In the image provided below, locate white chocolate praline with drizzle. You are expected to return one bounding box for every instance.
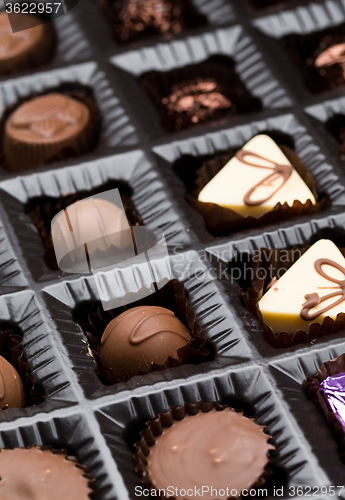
[259,239,345,334]
[197,134,316,217]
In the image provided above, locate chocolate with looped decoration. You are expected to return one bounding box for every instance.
[300,258,345,321]
[235,149,292,206]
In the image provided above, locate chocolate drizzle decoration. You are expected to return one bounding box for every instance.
[235,149,292,206]
[300,259,345,321]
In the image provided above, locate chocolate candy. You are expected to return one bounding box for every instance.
[112,0,187,42]
[99,305,192,378]
[51,196,132,273]
[258,239,345,334]
[145,408,274,498]
[198,135,315,218]
[3,93,92,172]
[0,447,92,499]
[319,372,345,432]
[0,356,25,410]
[0,12,55,76]
[161,78,233,130]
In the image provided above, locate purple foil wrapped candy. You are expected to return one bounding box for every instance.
[319,372,345,432]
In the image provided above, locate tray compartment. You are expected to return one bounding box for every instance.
[0,62,139,179]
[153,113,345,244]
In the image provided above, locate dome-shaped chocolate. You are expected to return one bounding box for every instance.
[0,448,92,499]
[3,93,92,171]
[0,356,25,410]
[99,306,192,378]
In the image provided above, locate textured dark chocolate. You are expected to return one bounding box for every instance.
[144,407,274,498]
[0,448,92,499]
[99,305,192,378]
[0,12,55,76]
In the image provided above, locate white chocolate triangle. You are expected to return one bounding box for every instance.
[198,134,316,217]
[259,239,345,334]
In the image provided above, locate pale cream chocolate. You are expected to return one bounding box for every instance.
[197,134,316,217]
[259,239,345,334]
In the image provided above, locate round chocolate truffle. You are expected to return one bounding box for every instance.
[0,447,92,499]
[0,356,25,410]
[145,408,274,499]
[162,78,233,130]
[3,93,91,171]
[0,12,55,76]
[99,305,192,378]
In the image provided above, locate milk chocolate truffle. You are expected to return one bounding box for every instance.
[0,12,55,76]
[162,77,233,131]
[145,408,274,499]
[99,306,192,378]
[0,448,92,499]
[3,93,92,171]
[0,356,25,409]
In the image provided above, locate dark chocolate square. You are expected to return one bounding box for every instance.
[25,180,141,271]
[99,0,207,43]
[140,58,262,132]
[281,24,345,93]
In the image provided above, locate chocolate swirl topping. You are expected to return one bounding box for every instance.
[300,259,345,321]
[235,149,292,206]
